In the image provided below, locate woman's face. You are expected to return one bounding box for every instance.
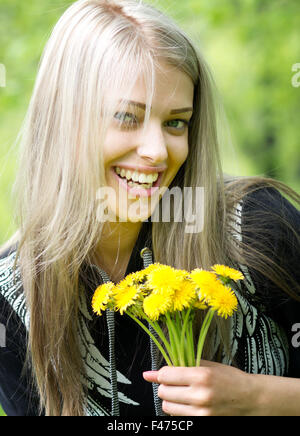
[101,62,194,223]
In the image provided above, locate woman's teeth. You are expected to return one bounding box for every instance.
[114,167,159,189]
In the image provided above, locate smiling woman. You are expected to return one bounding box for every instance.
[0,0,299,417]
[101,63,193,223]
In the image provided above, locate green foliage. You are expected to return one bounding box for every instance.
[0,0,299,244]
[0,404,6,416]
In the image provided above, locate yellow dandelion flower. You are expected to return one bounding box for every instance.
[190,269,220,304]
[211,264,244,282]
[92,282,115,316]
[147,264,181,293]
[209,285,238,319]
[171,280,197,312]
[143,290,173,321]
[174,268,190,280]
[193,301,208,310]
[133,270,148,282]
[113,283,142,315]
[190,269,219,287]
[118,271,144,287]
[136,263,163,288]
[142,263,163,275]
[113,285,141,315]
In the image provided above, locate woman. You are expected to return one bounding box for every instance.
[0,0,299,416]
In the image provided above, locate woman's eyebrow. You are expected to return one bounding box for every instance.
[170,107,193,114]
[118,100,193,114]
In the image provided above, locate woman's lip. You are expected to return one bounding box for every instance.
[112,164,167,174]
[111,167,164,198]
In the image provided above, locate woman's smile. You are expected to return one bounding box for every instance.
[110,165,166,197]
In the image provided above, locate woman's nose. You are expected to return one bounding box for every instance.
[136,122,168,164]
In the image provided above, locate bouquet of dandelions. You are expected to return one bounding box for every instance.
[92,263,243,367]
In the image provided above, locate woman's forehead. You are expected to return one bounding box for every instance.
[114,65,194,113]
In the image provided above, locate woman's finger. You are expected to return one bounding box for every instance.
[143,366,212,386]
[157,383,211,407]
[162,400,211,416]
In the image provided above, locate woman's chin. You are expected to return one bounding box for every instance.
[115,201,153,223]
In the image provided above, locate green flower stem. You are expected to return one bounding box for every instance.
[195,309,215,366]
[180,309,191,348]
[187,318,196,366]
[180,308,193,366]
[165,316,179,366]
[175,311,182,332]
[165,312,183,366]
[175,312,183,364]
[145,318,175,364]
[127,313,173,366]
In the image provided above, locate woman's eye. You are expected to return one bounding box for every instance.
[114,112,138,127]
[165,119,189,130]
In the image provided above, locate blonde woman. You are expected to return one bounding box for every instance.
[0,0,299,416]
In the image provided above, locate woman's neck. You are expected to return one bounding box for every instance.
[94,221,143,283]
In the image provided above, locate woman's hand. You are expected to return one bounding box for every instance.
[143,360,261,416]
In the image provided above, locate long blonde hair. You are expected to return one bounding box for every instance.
[1,0,299,415]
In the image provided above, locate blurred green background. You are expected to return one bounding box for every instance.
[0,0,299,418]
[0,0,300,246]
